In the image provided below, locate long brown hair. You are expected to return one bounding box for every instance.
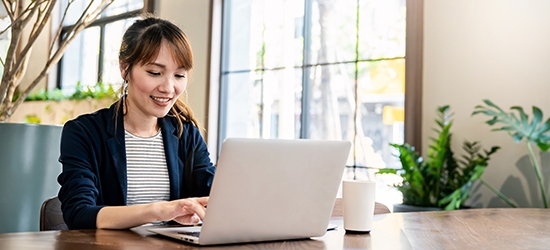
[115,15,199,137]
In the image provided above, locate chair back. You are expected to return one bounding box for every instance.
[40,196,68,231]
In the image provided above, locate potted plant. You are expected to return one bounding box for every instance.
[0,1,113,233]
[473,99,550,208]
[377,105,512,211]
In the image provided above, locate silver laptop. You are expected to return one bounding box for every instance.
[148,138,351,245]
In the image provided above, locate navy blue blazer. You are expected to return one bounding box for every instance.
[57,103,216,229]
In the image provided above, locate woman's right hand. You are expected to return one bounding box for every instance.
[97,197,209,229]
[154,197,209,225]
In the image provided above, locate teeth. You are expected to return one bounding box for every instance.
[151,96,170,103]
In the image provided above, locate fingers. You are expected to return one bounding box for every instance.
[173,214,200,225]
[170,198,206,225]
[155,197,208,223]
[195,197,209,206]
[186,199,206,219]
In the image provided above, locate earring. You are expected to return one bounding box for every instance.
[123,80,128,96]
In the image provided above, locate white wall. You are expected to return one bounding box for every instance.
[424,0,550,208]
[156,0,212,139]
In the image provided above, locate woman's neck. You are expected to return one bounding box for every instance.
[123,113,159,137]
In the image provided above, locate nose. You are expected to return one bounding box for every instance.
[157,76,174,94]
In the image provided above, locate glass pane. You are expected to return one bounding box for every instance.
[222,0,305,72]
[61,0,102,25]
[102,18,138,86]
[61,27,100,93]
[263,0,304,70]
[358,0,406,60]
[103,0,143,17]
[262,68,303,139]
[222,0,260,72]
[61,0,142,25]
[356,59,405,169]
[305,63,355,165]
[308,0,357,65]
[221,71,260,139]
[221,68,302,140]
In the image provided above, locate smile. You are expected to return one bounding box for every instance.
[150,96,171,103]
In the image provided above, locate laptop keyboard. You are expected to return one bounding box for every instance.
[177,231,201,237]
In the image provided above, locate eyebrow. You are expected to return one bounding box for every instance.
[145,62,186,70]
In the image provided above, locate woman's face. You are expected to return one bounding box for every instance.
[124,42,188,120]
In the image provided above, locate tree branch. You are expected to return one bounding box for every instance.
[6,0,114,117]
[0,0,41,37]
[49,0,74,56]
[0,0,41,103]
[29,0,50,37]
[1,0,15,21]
[58,0,114,48]
[16,0,40,31]
[0,21,23,109]
[1,0,114,121]
[59,0,94,45]
[6,60,50,118]
[10,0,55,84]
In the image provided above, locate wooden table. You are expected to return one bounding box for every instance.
[1,208,550,249]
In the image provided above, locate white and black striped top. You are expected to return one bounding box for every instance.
[125,130,170,205]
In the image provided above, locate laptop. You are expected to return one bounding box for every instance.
[148,138,351,245]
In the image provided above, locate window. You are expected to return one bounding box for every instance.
[57,0,147,93]
[219,0,406,170]
[218,0,410,206]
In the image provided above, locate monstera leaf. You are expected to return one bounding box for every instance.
[473,99,550,208]
[473,99,550,150]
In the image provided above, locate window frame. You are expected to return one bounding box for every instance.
[56,0,156,89]
[404,0,423,152]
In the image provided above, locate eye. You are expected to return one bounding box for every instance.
[147,71,160,76]
[175,74,186,79]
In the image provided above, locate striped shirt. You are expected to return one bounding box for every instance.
[125,129,170,205]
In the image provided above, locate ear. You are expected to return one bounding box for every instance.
[119,61,129,80]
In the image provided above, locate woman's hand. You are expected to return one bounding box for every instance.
[155,197,209,225]
[97,197,209,229]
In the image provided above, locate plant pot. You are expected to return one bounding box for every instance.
[393,203,443,213]
[0,123,62,233]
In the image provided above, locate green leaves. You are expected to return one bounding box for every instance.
[473,99,550,208]
[387,143,430,206]
[378,105,500,209]
[473,99,550,151]
[70,82,118,101]
[24,82,118,102]
[439,142,500,210]
[24,88,67,101]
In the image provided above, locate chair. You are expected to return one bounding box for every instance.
[40,196,68,231]
[331,197,391,217]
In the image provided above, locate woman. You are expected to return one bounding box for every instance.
[57,15,215,229]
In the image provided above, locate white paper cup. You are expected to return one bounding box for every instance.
[342,180,376,233]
